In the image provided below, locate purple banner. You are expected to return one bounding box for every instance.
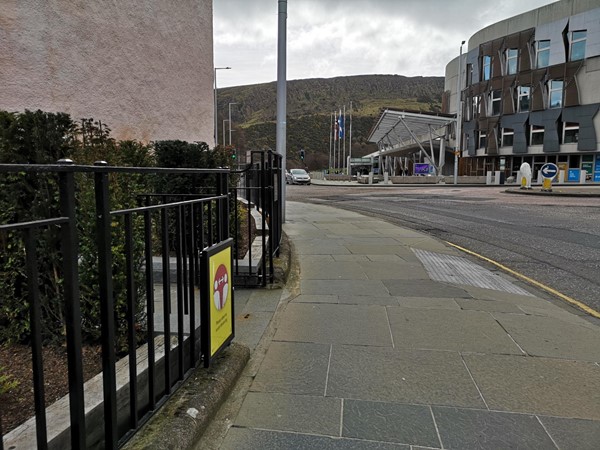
[414,163,430,175]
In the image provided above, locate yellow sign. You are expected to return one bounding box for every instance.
[208,245,233,357]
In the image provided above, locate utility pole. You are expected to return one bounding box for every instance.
[277,0,287,221]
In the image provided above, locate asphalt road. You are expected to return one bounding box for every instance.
[285,185,600,313]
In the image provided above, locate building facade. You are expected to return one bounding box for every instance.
[0,0,214,144]
[444,0,600,181]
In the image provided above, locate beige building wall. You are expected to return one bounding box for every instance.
[0,0,214,144]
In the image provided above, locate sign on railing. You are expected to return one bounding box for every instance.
[201,238,235,367]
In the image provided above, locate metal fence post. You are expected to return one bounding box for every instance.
[57,159,87,449]
[94,161,118,449]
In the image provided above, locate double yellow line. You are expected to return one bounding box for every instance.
[446,241,600,319]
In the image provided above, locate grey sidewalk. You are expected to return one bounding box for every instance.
[215,201,600,449]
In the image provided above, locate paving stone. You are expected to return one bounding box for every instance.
[345,244,410,255]
[539,416,600,450]
[273,303,392,346]
[327,345,485,408]
[300,260,368,280]
[455,298,523,313]
[332,254,371,262]
[359,261,430,280]
[242,288,281,312]
[292,294,339,304]
[342,400,440,447]
[463,353,600,419]
[432,406,555,449]
[251,341,330,395]
[234,311,274,351]
[235,392,341,436]
[294,239,352,255]
[301,279,391,297]
[493,313,600,361]
[396,297,461,310]
[387,308,522,354]
[221,428,410,449]
[338,295,399,306]
[382,280,471,298]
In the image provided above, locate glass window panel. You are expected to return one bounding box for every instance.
[549,80,563,108]
[506,49,518,75]
[571,41,585,61]
[536,40,550,68]
[483,56,491,80]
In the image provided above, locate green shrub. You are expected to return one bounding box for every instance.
[0,364,19,395]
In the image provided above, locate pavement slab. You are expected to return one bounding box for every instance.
[432,406,556,449]
[301,279,391,297]
[463,353,600,419]
[382,279,471,298]
[455,298,524,313]
[299,260,368,280]
[359,261,430,280]
[342,400,440,448]
[396,297,461,310]
[387,308,523,354]
[273,303,393,347]
[493,312,600,361]
[234,392,342,436]
[327,345,486,408]
[539,416,600,450]
[220,428,410,450]
[251,341,330,395]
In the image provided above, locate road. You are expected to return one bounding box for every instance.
[285,184,600,313]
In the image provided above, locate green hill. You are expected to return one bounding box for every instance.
[216,74,444,168]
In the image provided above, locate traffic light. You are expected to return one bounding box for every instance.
[300,149,305,160]
[231,149,237,160]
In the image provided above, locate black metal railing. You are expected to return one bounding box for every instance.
[0,161,232,449]
[230,150,282,287]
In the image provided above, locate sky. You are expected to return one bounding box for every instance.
[213,0,558,88]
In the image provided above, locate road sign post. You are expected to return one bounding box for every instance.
[540,163,559,192]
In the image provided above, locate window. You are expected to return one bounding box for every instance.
[489,90,501,116]
[570,30,586,61]
[563,122,579,143]
[536,40,550,68]
[466,63,473,86]
[530,125,544,145]
[478,130,487,149]
[506,48,518,75]
[548,80,563,108]
[517,86,530,112]
[502,128,514,147]
[472,95,480,118]
[482,55,492,81]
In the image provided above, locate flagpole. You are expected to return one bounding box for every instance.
[342,105,347,174]
[328,112,333,173]
[333,110,337,171]
[349,101,353,176]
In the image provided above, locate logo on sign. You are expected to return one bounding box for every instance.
[213,264,229,310]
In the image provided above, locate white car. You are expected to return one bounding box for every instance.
[286,168,311,185]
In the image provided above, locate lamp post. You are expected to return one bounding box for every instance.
[454,41,465,185]
[223,119,229,148]
[228,102,238,146]
[214,66,231,147]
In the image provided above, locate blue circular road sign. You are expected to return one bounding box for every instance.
[540,163,559,179]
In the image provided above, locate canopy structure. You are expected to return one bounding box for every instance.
[367,109,456,175]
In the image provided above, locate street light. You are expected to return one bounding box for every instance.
[454,41,465,185]
[228,102,238,146]
[223,119,229,148]
[214,66,231,147]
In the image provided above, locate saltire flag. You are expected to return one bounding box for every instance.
[338,109,344,139]
[334,112,339,141]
